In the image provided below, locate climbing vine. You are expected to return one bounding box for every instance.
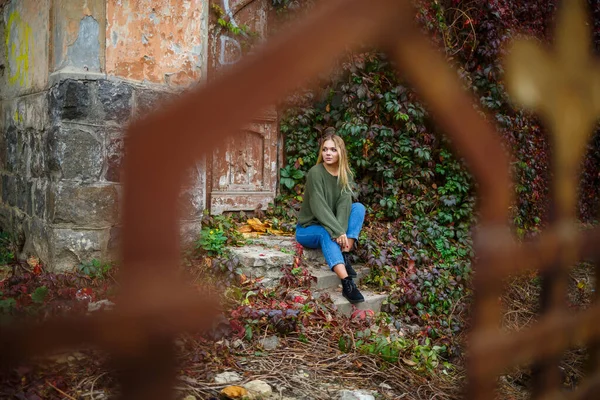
[277,0,600,351]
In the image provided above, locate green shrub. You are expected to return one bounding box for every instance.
[0,232,15,265]
[78,259,113,279]
[196,227,228,256]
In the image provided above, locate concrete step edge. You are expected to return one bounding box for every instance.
[308,264,370,290]
[315,287,388,317]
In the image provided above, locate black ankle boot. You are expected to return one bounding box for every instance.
[341,277,364,304]
[342,252,357,278]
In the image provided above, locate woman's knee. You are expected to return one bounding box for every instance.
[296,225,330,248]
[317,229,333,245]
[352,202,366,215]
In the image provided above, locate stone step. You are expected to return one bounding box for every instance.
[308,264,370,290]
[318,288,388,317]
[229,245,294,281]
[243,235,349,266]
[228,236,385,316]
[245,235,296,251]
[303,247,326,263]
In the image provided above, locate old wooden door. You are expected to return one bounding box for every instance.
[207,0,279,214]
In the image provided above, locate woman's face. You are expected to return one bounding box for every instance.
[321,139,339,167]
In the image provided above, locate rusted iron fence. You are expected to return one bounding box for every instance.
[1,0,600,398]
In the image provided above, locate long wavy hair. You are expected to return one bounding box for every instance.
[316,134,354,194]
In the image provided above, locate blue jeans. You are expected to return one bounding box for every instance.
[295,203,366,270]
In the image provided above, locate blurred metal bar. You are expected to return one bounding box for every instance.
[0,0,598,398]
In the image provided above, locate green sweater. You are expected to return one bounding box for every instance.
[298,163,352,238]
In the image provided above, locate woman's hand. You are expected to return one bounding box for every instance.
[335,234,349,250]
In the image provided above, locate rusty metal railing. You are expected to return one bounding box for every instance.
[1,0,599,398]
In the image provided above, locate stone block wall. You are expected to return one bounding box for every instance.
[0,74,205,270]
[0,74,207,271]
[0,0,211,271]
[0,0,287,271]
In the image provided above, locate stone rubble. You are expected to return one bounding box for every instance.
[87,299,115,312]
[258,335,280,351]
[243,379,273,399]
[339,389,377,400]
[214,371,243,385]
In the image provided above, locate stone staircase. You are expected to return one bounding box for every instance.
[229,236,387,316]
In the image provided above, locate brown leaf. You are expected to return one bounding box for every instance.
[402,358,417,366]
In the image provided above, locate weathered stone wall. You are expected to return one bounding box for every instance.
[0,0,209,271]
[0,0,51,260]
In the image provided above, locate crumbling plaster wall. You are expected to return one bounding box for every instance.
[0,0,210,271]
[106,0,206,86]
[52,0,106,73]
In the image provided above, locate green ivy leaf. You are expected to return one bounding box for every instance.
[31,286,48,304]
[0,298,16,313]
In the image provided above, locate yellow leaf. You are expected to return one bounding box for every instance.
[268,228,292,236]
[247,218,267,233]
[238,225,253,233]
[242,232,263,238]
[298,157,304,165]
[221,385,248,399]
[577,281,586,289]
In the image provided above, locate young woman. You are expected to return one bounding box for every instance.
[295,134,366,304]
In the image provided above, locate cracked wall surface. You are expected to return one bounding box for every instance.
[1,0,210,271]
[52,0,106,73]
[106,0,207,86]
[0,0,50,97]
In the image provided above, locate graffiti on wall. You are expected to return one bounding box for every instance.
[5,10,33,87]
[218,0,244,65]
[212,0,268,67]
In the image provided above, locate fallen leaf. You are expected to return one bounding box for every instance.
[247,218,268,233]
[27,256,40,268]
[238,225,253,233]
[221,385,248,399]
[267,228,286,236]
[402,358,417,366]
[242,232,263,238]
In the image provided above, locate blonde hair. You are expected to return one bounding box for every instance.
[316,134,354,194]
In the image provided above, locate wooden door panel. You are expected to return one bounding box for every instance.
[207,0,278,214]
[213,130,266,190]
[209,114,278,214]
